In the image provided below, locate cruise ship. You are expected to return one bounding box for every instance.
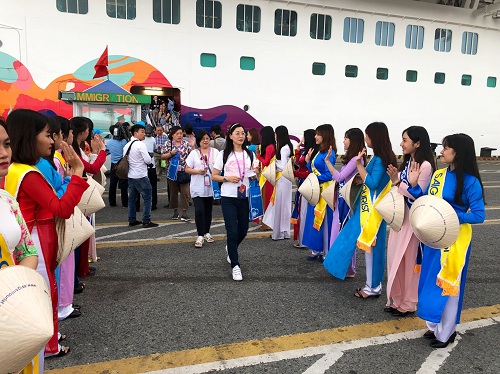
[1,0,500,154]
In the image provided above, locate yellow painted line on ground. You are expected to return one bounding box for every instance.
[46,304,499,374]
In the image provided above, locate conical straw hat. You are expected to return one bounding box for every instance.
[282,158,295,184]
[321,181,337,210]
[375,186,405,232]
[262,160,276,186]
[298,173,320,206]
[77,177,106,216]
[55,206,95,265]
[339,174,363,210]
[0,266,53,373]
[409,195,460,249]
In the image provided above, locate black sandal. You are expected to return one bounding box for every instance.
[354,287,380,299]
[47,346,70,358]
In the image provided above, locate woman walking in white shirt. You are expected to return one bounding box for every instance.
[185,130,219,248]
[212,124,259,281]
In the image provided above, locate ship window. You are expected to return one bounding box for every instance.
[461,74,472,86]
[196,0,222,29]
[56,0,88,14]
[406,70,418,82]
[236,5,261,33]
[434,72,446,84]
[310,14,332,40]
[240,56,255,70]
[434,28,452,52]
[312,63,326,75]
[375,21,395,47]
[107,0,135,20]
[487,76,497,88]
[377,68,389,80]
[405,25,424,49]
[274,9,297,37]
[461,32,478,55]
[200,53,216,68]
[343,17,364,43]
[153,0,180,24]
[345,65,358,78]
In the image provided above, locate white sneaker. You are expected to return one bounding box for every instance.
[195,236,204,248]
[232,265,243,281]
[225,245,231,264]
[204,233,215,243]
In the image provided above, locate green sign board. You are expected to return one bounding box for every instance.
[59,91,150,104]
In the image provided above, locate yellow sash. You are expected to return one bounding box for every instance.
[429,168,472,297]
[357,180,392,252]
[54,150,66,168]
[313,180,333,230]
[4,163,41,199]
[309,153,331,230]
[259,155,276,189]
[269,171,283,206]
[0,234,15,268]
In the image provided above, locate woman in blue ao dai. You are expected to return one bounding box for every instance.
[407,134,485,348]
[302,124,337,261]
[324,128,366,277]
[324,122,397,298]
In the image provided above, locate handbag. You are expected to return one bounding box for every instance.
[77,177,105,216]
[167,152,179,181]
[176,170,191,184]
[112,140,137,180]
[54,206,95,266]
[248,177,264,220]
[212,181,221,200]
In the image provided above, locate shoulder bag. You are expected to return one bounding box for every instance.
[112,140,137,180]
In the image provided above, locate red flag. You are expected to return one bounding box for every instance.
[93,46,108,79]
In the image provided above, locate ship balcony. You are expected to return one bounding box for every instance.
[412,0,496,10]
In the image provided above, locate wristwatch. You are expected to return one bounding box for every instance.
[223,176,227,182]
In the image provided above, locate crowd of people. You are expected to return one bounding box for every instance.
[0,107,487,370]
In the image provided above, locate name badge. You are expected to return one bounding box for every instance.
[237,184,246,199]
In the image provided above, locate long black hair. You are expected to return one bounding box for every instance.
[365,122,397,168]
[43,116,61,170]
[7,109,49,165]
[56,116,71,141]
[259,126,275,158]
[399,126,436,173]
[316,124,337,154]
[343,128,366,166]
[275,125,293,160]
[222,123,253,166]
[303,129,318,160]
[442,133,484,205]
[70,116,89,155]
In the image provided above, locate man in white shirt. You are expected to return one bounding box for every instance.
[124,122,159,228]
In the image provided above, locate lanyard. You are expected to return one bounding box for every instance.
[199,149,211,174]
[233,151,245,180]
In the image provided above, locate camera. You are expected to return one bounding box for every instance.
[111,124,131,141]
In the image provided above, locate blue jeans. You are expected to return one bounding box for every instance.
[128,177,152,223]
[221,197,249,268]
